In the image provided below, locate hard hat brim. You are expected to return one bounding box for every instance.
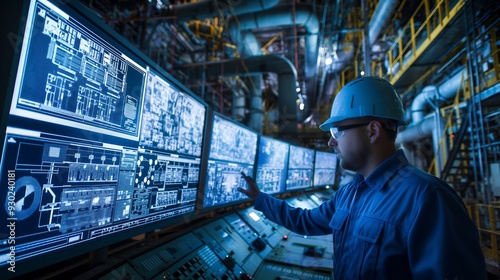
[319,116,341,131]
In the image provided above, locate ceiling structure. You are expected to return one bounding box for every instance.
[77,0,498,150]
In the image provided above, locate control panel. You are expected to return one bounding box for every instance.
[92,191,336,279]
[265,232,334,271]
[193,219,263,275]
[155,245,236,280]
[98,263,144,280]
[129,233,205,279]
[238,207,290,248]
[223,213,273,259]
[253,262,332,280]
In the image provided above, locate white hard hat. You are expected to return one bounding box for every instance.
[319,76,406,131]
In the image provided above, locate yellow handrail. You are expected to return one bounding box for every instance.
[386,0,465,83]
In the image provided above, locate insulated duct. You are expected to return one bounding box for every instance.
[331,0,399,72]
[166,0,279,132]
[228,6,319,79]
[164,0,280,23]
[410,69,466,123]
[396,113,446,175]
[217,31,265,131]
[228,5,319,122]
[397,69,465,174]
[368,0,400,46]
[325,0,399,107]
[238,32,264,133]
[180,55,298,134]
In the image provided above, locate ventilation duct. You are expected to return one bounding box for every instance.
[238,32,264,132]
[324,0,399,105]
[396,113,446,175]
[228,6,318,79]
[330,0,399,72]
[397,68,466,175]
[164,0,279,132]
[180,55,298,134]
[164,0,280,23]
[368,0,400,46]
[410,69,466,123]
[228,5,319,122]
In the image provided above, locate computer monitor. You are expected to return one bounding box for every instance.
[313,151,338,188]
[132,68,206,220]
[202,113,258,209]
[286,145,314,191]
[0,0,207,276]
[255,136,289,194]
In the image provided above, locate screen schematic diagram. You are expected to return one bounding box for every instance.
[0,130,133,264]
[139,69,205,157]
[133,68,206,220]
[255,136,289,194]
[203,161,254,208]
[208,115,257,165]
[203,115,257,208]
[313,151,338,187]
[130,149,199,220]
[0,129,201,265]
[12,0,146,139]
[0,0,208,273]
[286,145,314,190]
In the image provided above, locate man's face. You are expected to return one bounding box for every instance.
[328,119,372,172]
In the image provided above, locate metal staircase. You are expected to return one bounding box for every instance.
[440,99,475,197]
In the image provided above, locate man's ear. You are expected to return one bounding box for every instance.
[368,121,383,143]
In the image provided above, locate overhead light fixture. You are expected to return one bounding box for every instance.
[325,57,333,66]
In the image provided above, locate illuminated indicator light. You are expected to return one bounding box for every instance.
[249,212,260,221]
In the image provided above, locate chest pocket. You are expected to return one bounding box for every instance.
[353,216,384,279]
[354,216,384,243]
[329,210,349,258]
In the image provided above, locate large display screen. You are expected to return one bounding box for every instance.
[255,136,289,194]
[0,0,207,275]
[132,68,206,221]
[10,0,145,141]
[313,151,338,187]
[286,145,314,191]
[202,114,258,209]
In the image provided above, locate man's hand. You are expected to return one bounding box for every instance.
[238,172,261,200]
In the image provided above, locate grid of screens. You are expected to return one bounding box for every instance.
[313,151,338,187]
[255,136,290,194]
[0,0,206,271]
[202,114,258,208]
[0,0,342,274]
[286,145,315,191]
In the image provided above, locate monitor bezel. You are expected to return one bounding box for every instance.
[313,150,338,188]
[254,135,290,195]
[285,144,315,192]
[197,111,259,212]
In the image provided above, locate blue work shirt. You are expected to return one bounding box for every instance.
[254,150,487,279]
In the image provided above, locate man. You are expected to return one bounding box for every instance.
[238,76,487,279]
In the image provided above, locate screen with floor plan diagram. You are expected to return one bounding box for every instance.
[0,0,207,275]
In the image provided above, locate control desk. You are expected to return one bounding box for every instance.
[82,190,335,280]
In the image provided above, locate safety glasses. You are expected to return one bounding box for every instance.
[329,123,369,140]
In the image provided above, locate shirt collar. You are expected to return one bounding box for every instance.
[357,149,409,191]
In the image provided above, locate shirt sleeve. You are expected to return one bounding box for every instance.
[407,187,487,279]
[254,192,335,236]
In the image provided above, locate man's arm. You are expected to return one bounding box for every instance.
[407,188,487,279]
[239,172,334,236]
